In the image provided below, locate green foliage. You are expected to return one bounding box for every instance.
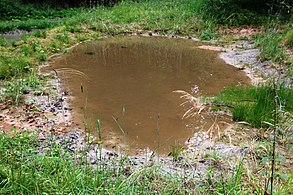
[0,72,41,104]
[54,33,71,44]
[0,20,63,32]
[199,30,220,40]
[213,83,293,127]
[64,25,83,33]
[0,0,26,20]
[276,171,293,194]
[199,0,260,26]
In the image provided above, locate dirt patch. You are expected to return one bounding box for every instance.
[219,26,262,39]
[197,45,224,51]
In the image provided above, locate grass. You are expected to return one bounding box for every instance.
[0,0,83,21]
[256,30,285,63]
[169,141,183,161]
[285,28,293,48]
[1,128,292,194]
[213,83,293,128]
[0,130,197,194]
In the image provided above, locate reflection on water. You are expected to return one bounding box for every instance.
[47,36,249,154]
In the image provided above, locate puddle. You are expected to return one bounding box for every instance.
[46,36,250,154]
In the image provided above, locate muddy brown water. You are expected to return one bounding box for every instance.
[47,36,250,154]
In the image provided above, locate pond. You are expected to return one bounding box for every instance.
[47,36,250,154]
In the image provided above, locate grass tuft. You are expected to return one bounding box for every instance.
[284,28,293,48]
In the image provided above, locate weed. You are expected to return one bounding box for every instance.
[49,41,61,53]
[169,141,183,162]
[156,114,160,160]
[0,1,292,193]
[20,45,32,56]
[0,130,199,194]
[199,30,220,40]
[75,34,90,42]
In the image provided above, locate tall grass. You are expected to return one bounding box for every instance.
[256,30,285,63]
[213,83,293,127]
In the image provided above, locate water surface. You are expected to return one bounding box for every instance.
[48,36,249,153]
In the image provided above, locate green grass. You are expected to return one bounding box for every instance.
[0,130,198,194]
[1,129,291,194]
[0,19,65,32]
[284,28,293,49]
[255,30,285,63]
[0,0,217,104]
[0,0,83,21]
[0,55,31,79]
[213,83,293,128]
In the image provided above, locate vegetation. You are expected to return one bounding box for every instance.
[213,83,293,127]
[0,0,84,21]
[0,0,292,194]
[200,0,291,25]
[0,131,191,194]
